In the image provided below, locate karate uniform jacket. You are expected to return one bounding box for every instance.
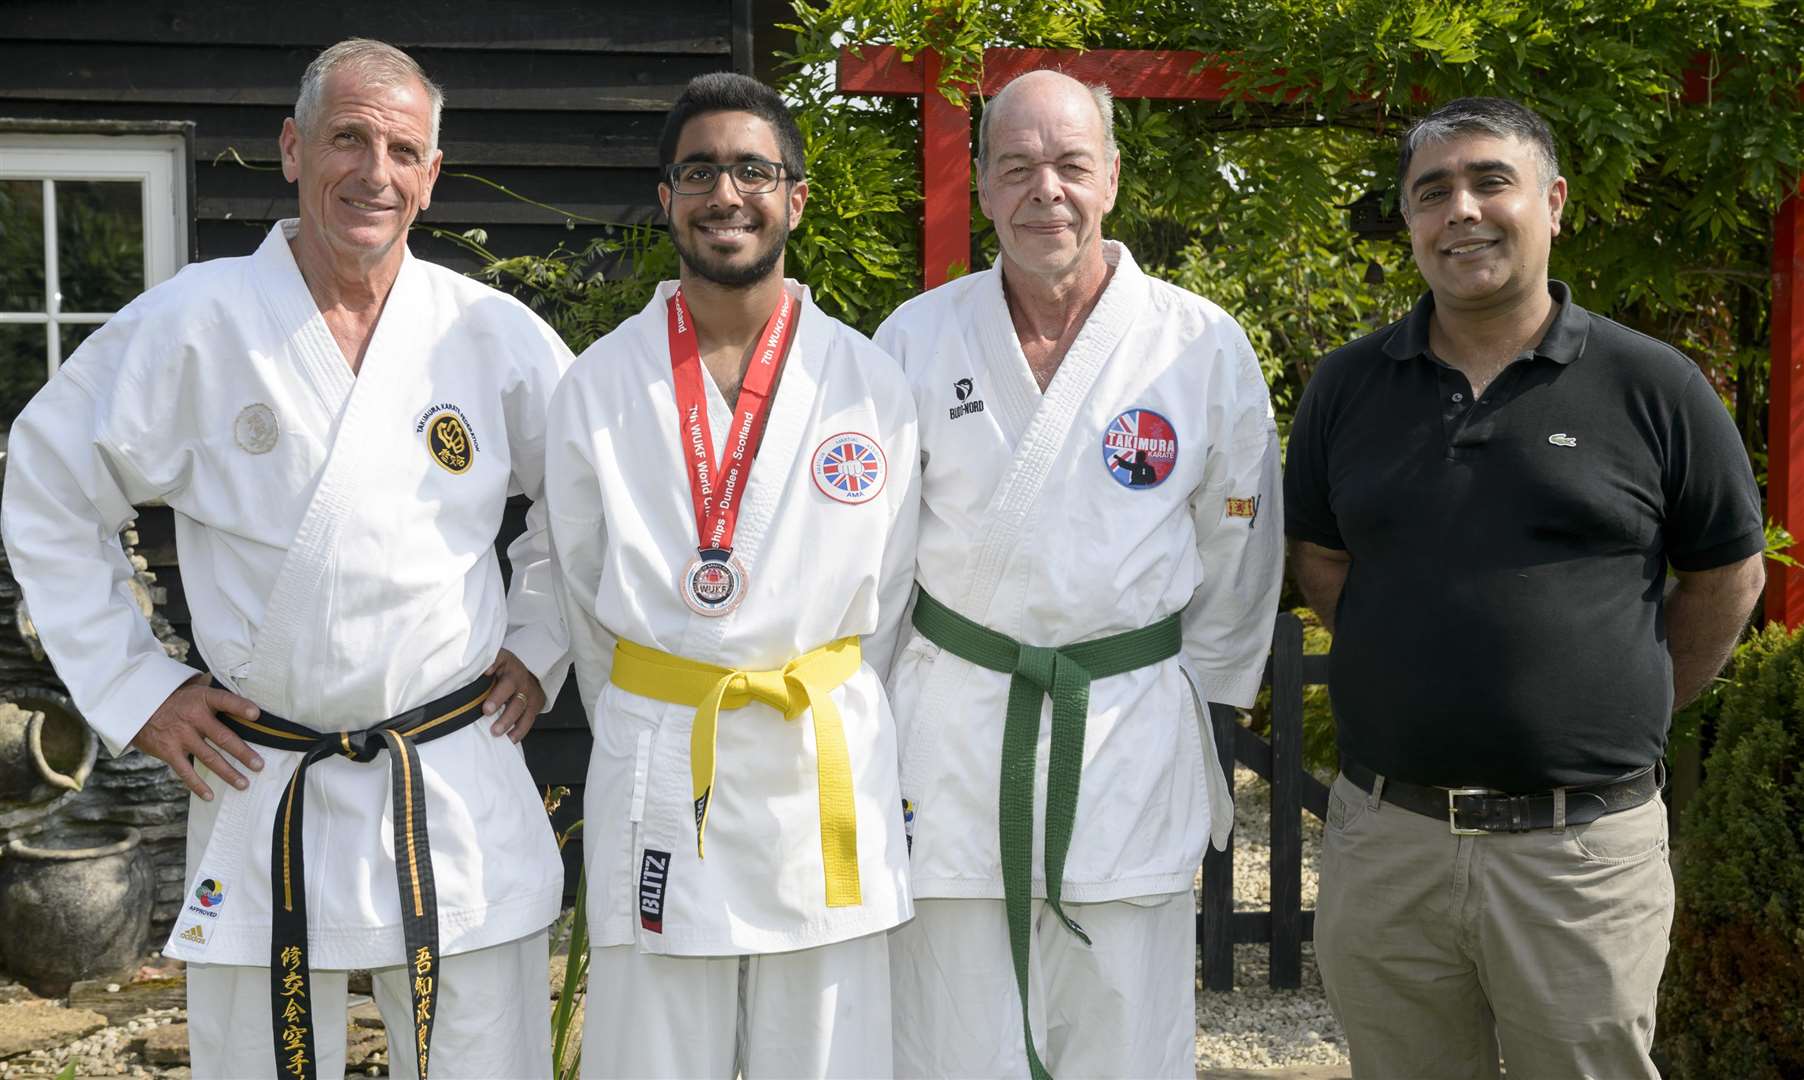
[0,221,572,968]
[546,280,920,955]
[874,242,1283,903]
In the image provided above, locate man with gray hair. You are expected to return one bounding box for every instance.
[1286,96,1765,1077]
[876,69,1283,1078]
[2,37,571,1079]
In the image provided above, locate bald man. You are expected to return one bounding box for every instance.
[875,71,1283,1079]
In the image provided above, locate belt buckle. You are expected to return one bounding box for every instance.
[1447,787,1494,835]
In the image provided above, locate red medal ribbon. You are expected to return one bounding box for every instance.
[667,286,798,557]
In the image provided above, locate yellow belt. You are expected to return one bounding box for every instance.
[609,636,864,907]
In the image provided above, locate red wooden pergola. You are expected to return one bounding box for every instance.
[838,45,1804,624]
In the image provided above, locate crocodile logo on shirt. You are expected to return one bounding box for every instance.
[1548,433,1578,448]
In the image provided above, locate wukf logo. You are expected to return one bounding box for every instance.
[1102,408,1179,489]
[812,432,888,504]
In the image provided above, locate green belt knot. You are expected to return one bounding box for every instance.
[1014,643,1061,690]
[911,589,1182,1080]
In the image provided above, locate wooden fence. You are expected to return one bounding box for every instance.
[1197,611,1331,991]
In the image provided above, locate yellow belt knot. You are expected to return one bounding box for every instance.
[609,636,864,907]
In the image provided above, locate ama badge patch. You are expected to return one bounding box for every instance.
[811,432,887,504]
[1102,408,1178,489]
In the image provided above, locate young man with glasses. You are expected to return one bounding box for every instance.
[544,72,921,1078]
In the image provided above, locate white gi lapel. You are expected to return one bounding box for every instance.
[954,243,1146,620]
[240,234,426,713]
[974,270,1042,451]
[901,246,1148,803]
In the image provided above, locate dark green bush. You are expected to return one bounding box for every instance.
[1658,622,1804,1079]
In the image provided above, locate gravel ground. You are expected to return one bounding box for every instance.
[3,766,1345,1076]
[0,1008,184,1079]
[1194,765,1349,1071]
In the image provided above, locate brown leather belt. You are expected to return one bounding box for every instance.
[1342,758,1661,835]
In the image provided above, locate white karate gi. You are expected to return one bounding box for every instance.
[874,242,1284,1077]
[546,280,919,1077]
[1,221,572,1077]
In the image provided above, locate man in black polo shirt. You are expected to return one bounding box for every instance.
[1286,97,1766,1079]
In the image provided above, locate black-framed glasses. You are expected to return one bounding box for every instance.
[665,159,789,196]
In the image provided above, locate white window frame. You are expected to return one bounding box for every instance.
[0,133,190,375]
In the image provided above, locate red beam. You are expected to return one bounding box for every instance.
[837,45,1255,100]
[1768,178,1804,625]
[836,44,927,95]
[980,49,1243,99]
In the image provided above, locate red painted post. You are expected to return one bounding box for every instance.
[920,50,974,288]
[1768,180,1804,625]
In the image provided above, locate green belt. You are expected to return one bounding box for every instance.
[911,589,1182,1080]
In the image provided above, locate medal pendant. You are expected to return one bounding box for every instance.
[681,550,748,617]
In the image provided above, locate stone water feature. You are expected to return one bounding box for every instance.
[0,435,195,981]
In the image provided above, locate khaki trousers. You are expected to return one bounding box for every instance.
[1315,773,1672,1080]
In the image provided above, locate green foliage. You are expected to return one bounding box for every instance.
[543,788,589,1080]
[1659,622,1804,1078]
[477,1,1799,466]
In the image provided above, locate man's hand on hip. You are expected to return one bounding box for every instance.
[482,648,545,743]
[131,673,266,801]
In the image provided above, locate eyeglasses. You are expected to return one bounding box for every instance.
[665,159,789,196]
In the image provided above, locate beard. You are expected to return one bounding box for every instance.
[669,212,790,289]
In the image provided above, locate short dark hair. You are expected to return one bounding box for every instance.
[658,72,806,182]
[1397,96,1559,195]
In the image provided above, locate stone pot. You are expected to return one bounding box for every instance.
[0,689,97,804]
[0,825,152,995]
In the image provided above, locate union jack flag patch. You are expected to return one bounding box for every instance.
[811,432,888,505]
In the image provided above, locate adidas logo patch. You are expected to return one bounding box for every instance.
[178,924,207,944]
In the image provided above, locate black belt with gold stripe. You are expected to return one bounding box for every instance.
[216,675,491,1080]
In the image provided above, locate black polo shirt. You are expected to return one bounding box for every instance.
[1284,282,1764,791]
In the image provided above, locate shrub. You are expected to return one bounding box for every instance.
[1657,622,1804,1079]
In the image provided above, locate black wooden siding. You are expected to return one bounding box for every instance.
[0,0,757,268]
[2,0,791,896]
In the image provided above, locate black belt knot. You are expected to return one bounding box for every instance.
[217,675,492,1080]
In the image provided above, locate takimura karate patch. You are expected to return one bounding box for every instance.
[811,432,887,504]
[1102,408,1178,489]
[415,403,480,475]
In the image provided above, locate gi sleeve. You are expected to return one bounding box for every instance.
[860,359,922,680]
[0,366,199,756]
[1182,328,1284,709]
[544,369,618,720]
[500,323,576,702]
[1662,368,1764,572]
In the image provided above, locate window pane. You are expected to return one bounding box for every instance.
[56,180,144,313]
[0,181,47,313]
[60,321,104,360]
[0,324,50,429]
